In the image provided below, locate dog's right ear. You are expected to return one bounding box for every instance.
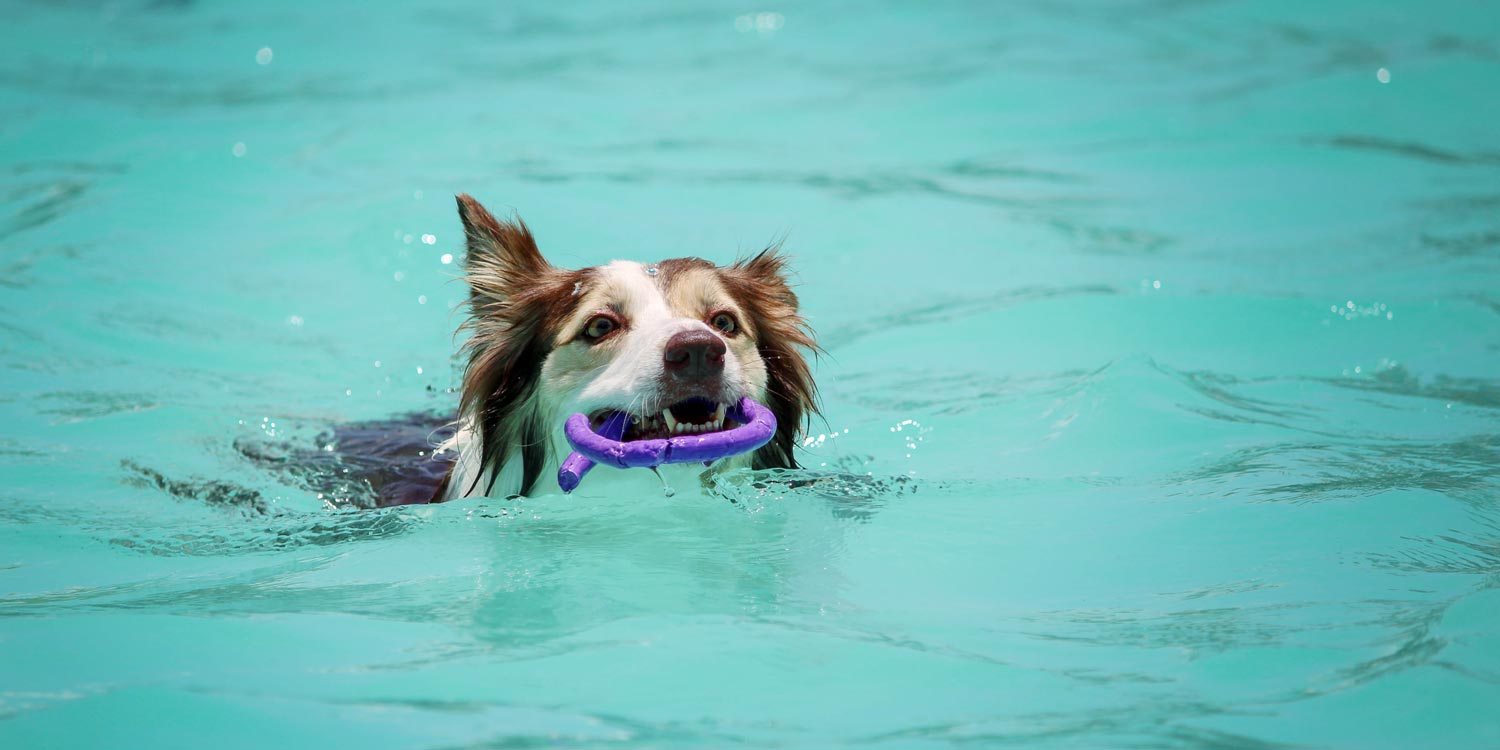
[456,194,553,301]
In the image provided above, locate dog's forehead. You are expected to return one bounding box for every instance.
[586,258,730,314]
[586,261,669,314]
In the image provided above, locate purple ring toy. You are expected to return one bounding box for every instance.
[557,397,777,493]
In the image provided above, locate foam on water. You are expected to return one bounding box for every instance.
[3,0,1500,747]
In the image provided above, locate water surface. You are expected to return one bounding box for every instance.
[3,1,1499,747]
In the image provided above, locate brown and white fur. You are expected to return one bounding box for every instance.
[433,195,819,501]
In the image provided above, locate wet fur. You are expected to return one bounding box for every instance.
[441,195,819,499]
[453,198,586,496]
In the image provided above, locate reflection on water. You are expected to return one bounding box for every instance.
[2,0,1500,747]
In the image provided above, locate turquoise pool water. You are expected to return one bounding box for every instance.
[4,0,1500,747]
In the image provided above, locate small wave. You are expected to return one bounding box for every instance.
[840,367,1103,416]
[1307,135,1500,167]
[40,391,160,423]
[1173,436,1500,505]
[107,510,421,558]
[708,456,927,521]
[0,177,90,240]
[1317,363,1500,411]
[818,284,1119,350]
[1371,516,1500,576]
[1420,230,1500,259]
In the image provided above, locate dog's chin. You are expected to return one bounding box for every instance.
[587,394,743,442]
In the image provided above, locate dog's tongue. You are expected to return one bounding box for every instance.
[557,397,777,493]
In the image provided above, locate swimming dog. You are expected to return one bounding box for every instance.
[432,194,819,501]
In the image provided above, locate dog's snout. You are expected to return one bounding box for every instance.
[663,329,726,380]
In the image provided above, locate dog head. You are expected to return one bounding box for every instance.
[453,194,818,496]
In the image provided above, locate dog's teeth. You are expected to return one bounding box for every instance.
[663,409,677,432]
[714,403,726,424]
[712,417,723,431]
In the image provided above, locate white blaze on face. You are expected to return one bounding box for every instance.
[537,260,768,419]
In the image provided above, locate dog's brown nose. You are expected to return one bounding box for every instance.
[663,329,726,379]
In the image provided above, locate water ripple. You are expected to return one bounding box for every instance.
[818,284,1119,350]
[1420,230,1500,259]
[1320,363,1500,411]
[0,177,90,239]
[1175,436,1500,505]
[1372,517,1500,576]
[40,391,160,423]
[841,367,1103,416]
[1307,135,1500,167]
[0,59,417,109]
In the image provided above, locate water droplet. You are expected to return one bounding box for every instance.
[256,47,273,65]
[1376,67,1390,84]
[440,253,453,264]
[650,467,675,497]
[232,142,247,157]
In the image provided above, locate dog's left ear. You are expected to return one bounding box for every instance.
[456,194,553,301]
[723,247,821,470]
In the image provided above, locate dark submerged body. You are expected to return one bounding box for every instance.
[236,412,457,508]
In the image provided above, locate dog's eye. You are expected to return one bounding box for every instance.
[582,315,617,341]
[710,312,738,336]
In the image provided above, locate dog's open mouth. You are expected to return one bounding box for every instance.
[589,397,740,441]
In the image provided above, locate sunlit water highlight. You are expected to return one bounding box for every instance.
[2,1,1499,747]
